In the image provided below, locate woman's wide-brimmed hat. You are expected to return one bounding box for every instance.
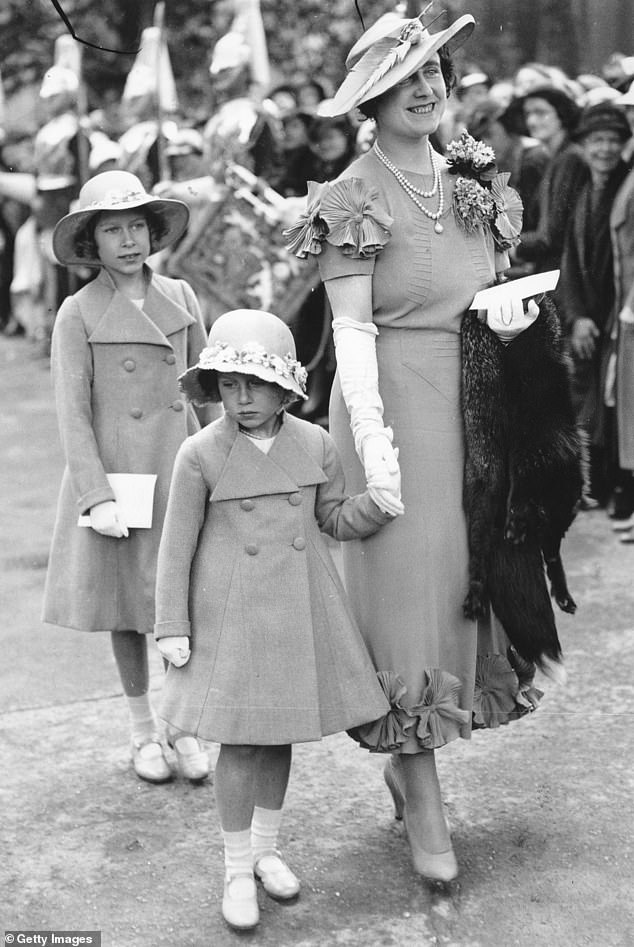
[52,170,190,267]
[318,10,475,117]
[179,309,308,405]
[504,84,581,136]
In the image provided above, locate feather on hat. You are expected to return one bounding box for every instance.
[319,11,475,117]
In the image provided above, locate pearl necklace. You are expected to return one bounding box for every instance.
[373,141,445,234]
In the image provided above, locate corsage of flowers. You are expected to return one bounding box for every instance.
[446,131,523,252]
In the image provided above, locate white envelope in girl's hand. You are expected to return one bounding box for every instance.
[78,474,158,528]
[470,270,560,342]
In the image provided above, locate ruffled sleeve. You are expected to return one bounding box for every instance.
[284,177,392,279]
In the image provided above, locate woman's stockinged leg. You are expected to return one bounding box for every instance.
[398,750,458,881]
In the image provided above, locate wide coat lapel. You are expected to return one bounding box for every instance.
[87,266,196,348]
[210,415,328,501]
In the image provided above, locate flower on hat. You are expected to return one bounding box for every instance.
[195,340,308,393]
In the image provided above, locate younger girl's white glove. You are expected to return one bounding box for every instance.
[89,500,129,538]
[332,316,404,516]
[157,636,191,668]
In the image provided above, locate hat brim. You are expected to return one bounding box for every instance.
[179,362,308,406]
[52,195,190,267]
[320,15,475,117]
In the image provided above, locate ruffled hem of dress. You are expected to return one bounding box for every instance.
[283,177,393,260]
[347,668,471,753]
[348,651,543,753]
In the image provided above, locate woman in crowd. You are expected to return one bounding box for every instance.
[507,83,588,274]
[559,103,631,508]
[608,91,634,537]
[286,10,550,883]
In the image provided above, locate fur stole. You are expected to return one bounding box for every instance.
[461,295,583,675]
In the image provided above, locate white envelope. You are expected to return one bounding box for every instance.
[470,269,560,312]
[78,474,158,529]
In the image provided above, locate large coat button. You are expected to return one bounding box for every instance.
[165,353,176,365]
[292,537,306,551]
[288,493,302,506]
[171,400,184,412]
[245,543,259,556]
[130,408,143,419]
[123,359,136,372]
[240,499,255,511]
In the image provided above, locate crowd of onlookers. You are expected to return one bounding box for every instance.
[1,36,634,533]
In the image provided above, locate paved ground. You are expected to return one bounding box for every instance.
[1,334,633,947]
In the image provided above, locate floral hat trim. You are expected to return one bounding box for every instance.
[179,339,308,404]
[446,131,523,254]
[284,178,393,261]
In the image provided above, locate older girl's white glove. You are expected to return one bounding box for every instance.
[89,500,129,538]
[332,316,404,516]
[157,636,191,668]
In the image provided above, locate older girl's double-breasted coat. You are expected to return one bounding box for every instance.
[43,265,207,634]
[155,412,391,745]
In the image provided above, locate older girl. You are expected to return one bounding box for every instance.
[43,170,209,784]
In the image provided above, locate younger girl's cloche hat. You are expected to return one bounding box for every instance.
[319,7,475,117]
[52,170,190,267]
[179,309,309,405]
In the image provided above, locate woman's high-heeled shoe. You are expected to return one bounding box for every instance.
[403,812,459,882]
[383,757,405,821]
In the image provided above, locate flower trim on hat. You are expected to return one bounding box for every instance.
[446,131,523,253]
[192,340,308,393]
[84,187,147,209]
[284,178,393,260]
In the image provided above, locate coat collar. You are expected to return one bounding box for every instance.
[210,414,328,501]
[87,266,196,347]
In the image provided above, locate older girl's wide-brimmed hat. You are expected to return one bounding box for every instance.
[319,9,475,118]
[52,170,190,267]
[179,309,308,404]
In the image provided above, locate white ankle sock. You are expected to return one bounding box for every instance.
[251,806,283,861]
[126,693,158,745]
[223,828,254,878]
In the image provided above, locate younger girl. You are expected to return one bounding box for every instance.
[155,308,396,931]
[43,170,210,784]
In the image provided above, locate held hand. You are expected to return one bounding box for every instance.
[157,636,191,668]
[571,318,599,359]
[362,433,405,516]
[89,500,129,538]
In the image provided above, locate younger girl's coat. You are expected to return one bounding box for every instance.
[155,412,391,745]
[43,266,207,634]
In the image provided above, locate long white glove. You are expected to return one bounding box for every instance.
[89,500,129,538]
[332,316,404,516]
[157,636,191,668]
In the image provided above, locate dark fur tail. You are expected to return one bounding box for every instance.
[488,538,563,668]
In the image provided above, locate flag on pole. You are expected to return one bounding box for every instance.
[122,24,179,112]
